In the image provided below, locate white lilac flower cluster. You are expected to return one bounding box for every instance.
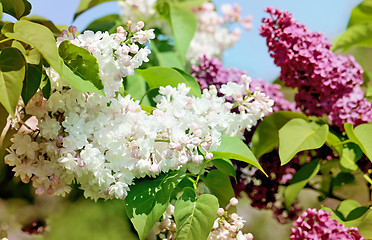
[58,22,155,97]
[152,198,254,240]
[4,24,272,201]
[118,1,251,63]
[187,2,252,62]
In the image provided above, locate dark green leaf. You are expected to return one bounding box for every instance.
[74,0,116,20]
[125,169,186,240]
[211,158,236,179]
[0,103,8,134]
[21,63,42,105]
[284,158,320,209]
[333,172,355,187]
[169,4,197,64]
[0,47,25,116]
[1,0,31,20]
[40,75,51,99]
[6,20,105,95]
[279,119,328,165]
[251,111,308,159]
[85,14,121,33]
[210,136,266,176]
[174,188,218,240]
[337,199,362,219]
[137,66,201,97]
[58,40,104,91]
[346,207,370,221]
[201,169,235,209]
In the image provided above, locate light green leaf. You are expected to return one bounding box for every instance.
[169,4,197,64]
[26,48,42,65]
[344,123,372,161]
[279,119,328,165]
[251,111,308,159]
[125,169,186,240]
[332,22,372,51]
[337,199,362,219]
[284,158,320,209]
[210,136,266,176]
[174,0,207,8]
[174,188,218,240]
[151,42,184,69]
[1,0,31,20]
[125,70,152,106]
[58,40,104,91]
[137,66,201,97]
[6,20,104,95]
[11,40,26,56]
[21,64,42,105]
[84,14,121,33]
[0,2,3,20]
[325,131,343,155]
[340,143,363,171]
[201,169,235,208]
[24,16,62,35]
[0,47,25,116]
[211,158,236,179]
[73,0,116,20]
[348,0,372,28]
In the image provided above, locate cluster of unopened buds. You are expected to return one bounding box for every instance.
[153,198,254,240]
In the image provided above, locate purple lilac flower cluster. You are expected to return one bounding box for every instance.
[233,151,302,223]
[191,55,297,112]
[260,7,372,129]
[290,208,365,240]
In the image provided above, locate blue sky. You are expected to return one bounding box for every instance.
[18,0,363,81]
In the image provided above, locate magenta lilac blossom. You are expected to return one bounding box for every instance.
[290,208,365,240]
[260,7,372,129]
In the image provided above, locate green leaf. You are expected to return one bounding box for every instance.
[151,42,184,69]
[11,40,26,56]
[332,22,372,51]
[172,68,201,97]
[201,169,235,208]
[125,70,152,106]
[0,104,8,134]
[333,172,355,187]
[26,48,42,65]
[325,131,343,155]
[169,4,197,64]
[125,169,186,240]
[85,14,121,33]
[345,123,372,161]
[251,111,308,159]
[58,40,104,91]
[337,199,362,219]
[6,20,105,95]
[0,2,3,20]
[21,63,42,105]
[0,47,25,116]
[137,66,201,97]
[348,0,372,28]
[340,143,363,171]
[174,0,207,8]
[174,188,218,240]
[210,136,266,176]
[40,74,51,99]
[1,0,31,20]
[74,0,116,20]
[284,158,320,209]
[24,16,62,35]
[211,158,236,179]
[346,207,370,221]
[279,119,328,165]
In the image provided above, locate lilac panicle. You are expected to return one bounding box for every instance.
[290,208,365,240]
[260,7,372,129]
